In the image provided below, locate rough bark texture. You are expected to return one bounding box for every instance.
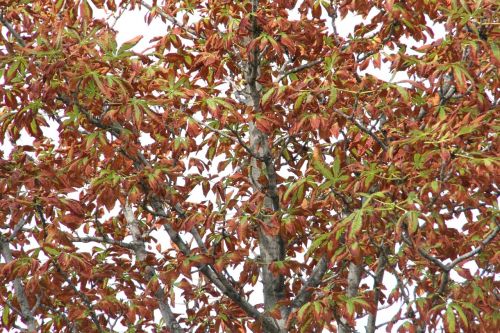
[0,239,37,332]
[124,205,184,333]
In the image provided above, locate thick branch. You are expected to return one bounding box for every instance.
[0,239,37,331]
[289,256,328,312]
[0,12,26,47]
[72,236,136,250]
[8,214,32,241]
[446,225,499,270]
[124,205,184,333]
[338,262,361,333]
[277,59,323,82]
[366,248,387,333]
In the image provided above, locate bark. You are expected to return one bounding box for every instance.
[124,205,184,333]
[0,239,37,332]
[244,1,286,330]
[366,250,387,333]
[338,262,361,333]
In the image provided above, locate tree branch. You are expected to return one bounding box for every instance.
[446,225,499,270]
[8,214,33,241]
[277,59,323,82]
[52,259,104,333]
[0,239,37,331]
[332,108,388,151]
[124,204,184,333]
[140,2,200,39]
[289,256,328,312]
[366,247,387,333]
[0,12,26,47]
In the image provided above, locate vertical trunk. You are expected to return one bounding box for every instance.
[249,123,286,331]
[244,1,286,330]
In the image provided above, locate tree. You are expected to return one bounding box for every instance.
[0,0,498,332]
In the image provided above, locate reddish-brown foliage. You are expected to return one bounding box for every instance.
[0,1,498,332]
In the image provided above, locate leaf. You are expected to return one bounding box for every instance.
[261,87,275,104]
[312,159,335,183]
[431,180,439,193]
[118,35,143,53]
[457,125,477,136]
[345,298,355,316]
[80,0,93,20]
[305,233,329,258]
[446,306,456,333]
[294,92,307,111]
[2,304,8,326]
[348,210,363,240]
[327,87,338,107]
[297,303,310,321]
[407,211,419,234]
[451,303,468,329]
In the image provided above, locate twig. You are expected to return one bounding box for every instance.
[140,2,200,38]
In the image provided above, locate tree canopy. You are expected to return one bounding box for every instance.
[0,0,498,332]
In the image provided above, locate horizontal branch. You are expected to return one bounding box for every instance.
[446,225,499,270]
[72,236,136,250]
[277,59,322,82]
[8,214,33,241]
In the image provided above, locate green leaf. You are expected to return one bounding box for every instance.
[395,85,410,103]
[457,125,477,136]
[118,35,143,53]
[2,304,8,326]
[294,92,307,111]
[261,87,275,104]
[43,247,60,256]
[30,119,38,135]
[297,303,310,321]
[312,159,335,183]
[306,233,329,258]
[327,87,338,107]
[446,306,456,332]
[407,211,419,234]
[348,210,363,240]
[332,157,341,177]
[451,303,468,328]
[431,180,439,192]
[345,298,355,316]
[283,178,306,202]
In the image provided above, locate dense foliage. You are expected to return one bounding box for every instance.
[0,0,498,332]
